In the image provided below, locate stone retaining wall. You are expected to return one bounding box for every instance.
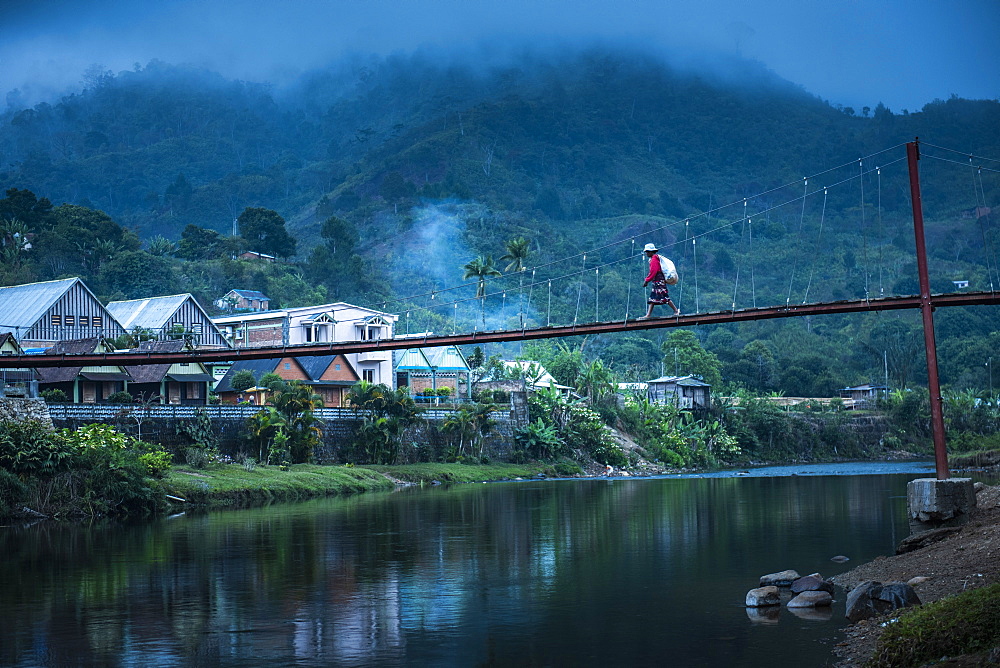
[0,398,53,428]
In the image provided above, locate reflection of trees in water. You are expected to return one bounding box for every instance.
[0,474,911,664]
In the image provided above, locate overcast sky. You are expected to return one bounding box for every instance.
[1,0,998,111]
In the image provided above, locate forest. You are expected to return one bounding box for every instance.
[2,45,999,398]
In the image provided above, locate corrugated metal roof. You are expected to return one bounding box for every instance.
[647,375,711,387]
[394,348,432,370]
[230,289,269,300]
[427,346,470,371]
[0,277,81,335]
[106,294,190,329]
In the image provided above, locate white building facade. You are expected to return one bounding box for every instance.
[211,303,398,386]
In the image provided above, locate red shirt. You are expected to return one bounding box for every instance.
[645,254,663,283]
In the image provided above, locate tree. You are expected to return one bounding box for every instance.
[500,237,531,273]
[346,382,422,463]
[271,380,324,463]
[176,224,236,261]
[98,250,179,299]
[661,330,723,387]
[237,207,297,258]
[500,236,532,326]
[230,370,256,392]
[463,255,502,326]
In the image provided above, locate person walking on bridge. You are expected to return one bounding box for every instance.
[640,243,680,319]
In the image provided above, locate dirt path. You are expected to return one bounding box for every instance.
[830,484,1000,666]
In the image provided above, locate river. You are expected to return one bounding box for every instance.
[1,461,988,667]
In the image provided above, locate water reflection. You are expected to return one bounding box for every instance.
[0,472,938,666]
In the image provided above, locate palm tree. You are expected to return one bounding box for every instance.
[463,255,502,327]
[500,237,531,272]
[500,237,531,327]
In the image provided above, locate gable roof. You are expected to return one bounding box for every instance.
[647,375,711,387]
[394,346,470,372]
[123,340,185,384]
[35,337,128,384]
[297,354,353,380]
[0,332,22,353]
[228,289,269,301]
[0,277,85,335]
[106,294,192,329]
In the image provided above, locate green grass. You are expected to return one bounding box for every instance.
[161,461,579,508]
[368,462,557,483]
[950,447,1000,468]
[163,464,396,507]
[869,583,1000,667]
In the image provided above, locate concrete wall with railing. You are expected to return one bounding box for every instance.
[44,397,528,462]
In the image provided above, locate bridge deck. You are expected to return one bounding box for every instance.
[4,291,999,368]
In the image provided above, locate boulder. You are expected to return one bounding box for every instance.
[787,590,833,608]
[845,581,921,622]
[790,574,834,595]
[830,555,850,563]
[759,570,800,587]
[745,586,781,607]
[906,576,930,587]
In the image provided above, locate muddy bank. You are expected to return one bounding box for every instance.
[829,484,1000,666]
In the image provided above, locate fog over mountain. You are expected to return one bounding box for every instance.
[1,0,998,112]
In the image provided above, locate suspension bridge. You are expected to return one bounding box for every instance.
[3,140,999,479]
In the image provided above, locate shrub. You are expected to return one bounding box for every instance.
[0,421,77,476]
[872,582,1000,667]
[184,447,209,469]
[137,450,173,477]
[514,418,564,460]
[40,389,69,403]
[0,468,28,513]
[106,391,133,404]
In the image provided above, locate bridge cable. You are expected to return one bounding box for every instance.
[574,254,587,324]
[524,269,537,330]
[732,199,748,310]
[802,187,829,304]
[595,268,600,322]
[975,164,999,291]
[785,178,810,306]
[749,217,757,308]
[346,149,910,320]
[877,167,884,296]
[859,159,871,301]
[547,280,552,327]
[625,238,635,321]
[692,236,700,314]
[677,220,689,313]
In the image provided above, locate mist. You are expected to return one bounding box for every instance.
[2,0,998,113]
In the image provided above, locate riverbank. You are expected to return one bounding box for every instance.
[830,483,1000,666]
[162,462,563,508]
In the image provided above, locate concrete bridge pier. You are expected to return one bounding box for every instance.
[906,477,976,534]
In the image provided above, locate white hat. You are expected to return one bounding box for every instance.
[643,243,658,252]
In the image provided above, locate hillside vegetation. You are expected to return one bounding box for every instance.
[2,45,999,396]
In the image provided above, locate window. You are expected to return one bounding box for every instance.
[64,315,74,326]
[335,364,341,370]
[180,362,190,367]
[51,314,61,327]
[187,382,201,399]
[304,326,314,342]
[284,363,291,370]
[363,369,375,383]
[92,316,102,327]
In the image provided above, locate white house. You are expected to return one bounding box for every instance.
[211,302,398,386]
